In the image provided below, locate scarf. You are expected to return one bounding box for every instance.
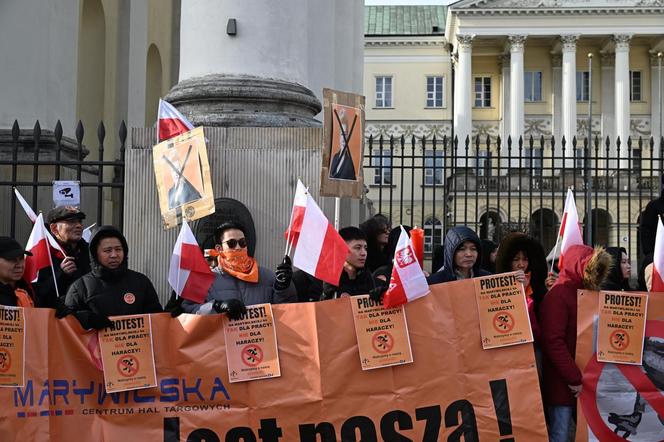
[14,288,34,308]
[218,249,259,283]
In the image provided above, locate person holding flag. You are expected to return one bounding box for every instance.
[182,221,296,317]
[34,206,91,309]
[0,237,36,307]
[64,226,162,330]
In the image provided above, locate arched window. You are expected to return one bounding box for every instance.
[424,217,442,254]
[479,211,501,242]
[583,209,612,247]
[530,208,559,253]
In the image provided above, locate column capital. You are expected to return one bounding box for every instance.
[498,53,510,69]
[508,35,527,53]
[613,34,632,51]
[560,35,579,52]
[457,34,474,51]
[551,53,562,67]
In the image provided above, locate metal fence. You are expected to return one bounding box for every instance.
[364,134,664,261]
[0,120,126,239]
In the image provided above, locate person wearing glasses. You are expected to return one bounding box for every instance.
[181,221,296,318]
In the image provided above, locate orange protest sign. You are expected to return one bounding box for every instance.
[350,295,413,370]
[576,290,664,441]
[98,314,157,393]
[1,280,547,440]
[596,291,648,365]
[222,303,280,382]
[474,272,534,349]
[0,306,25,387]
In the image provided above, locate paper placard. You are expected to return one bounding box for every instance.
[597,291,648,365]
[350,295,413,370]
[98,314,157,393]
[474,272,534,349]
[222,303,281,383]
[52,180,80,207]
[0,306,25,387]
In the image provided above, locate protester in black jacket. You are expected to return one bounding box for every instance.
[427,226,490,284]
[602,247,632,291]
[0,237,36,307]
[64,226,162,329]
[35,206,91,308]
[322,227,378,299]
[639,191,664,256]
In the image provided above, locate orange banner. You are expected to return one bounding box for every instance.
[577,290,663,441]
[1,279,547,440]
[0,306,25,387]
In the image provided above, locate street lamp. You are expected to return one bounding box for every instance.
[586,52,593,245]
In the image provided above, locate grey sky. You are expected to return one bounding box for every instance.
[365,0,457,5]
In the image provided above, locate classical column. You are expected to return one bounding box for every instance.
[551,54,563,142]
[600,53,615,145]
[509,35,526,144]
[651,52,663,155]
[454,34,473,162]
[561,35,579,146]
[614,34,632,165]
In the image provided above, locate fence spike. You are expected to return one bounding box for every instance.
[518,135,523,150]
[496,135,501,148]
[605,135,611,150]
[649,136,654,151]
[119,120,127,144]
[572,136,577,148]
[76,120,84,143]
[638,136,643,150]
[485,134,490,150]
[539,135,545,149]
[507,135,512,150]
[616,136,621,150]
[551,135,556,149]
[97,121,106,142]
[11,120,19,142]
[529,134,534,148]
[33,121,41,146]
[54,120,63,144]
[627,136,632,149]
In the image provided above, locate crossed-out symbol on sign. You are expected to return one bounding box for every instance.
[0,349,11,373]
[116,355,139,377]
[241,344,264,367]
[492,311,515,334]
[371,331,394,354]
[609,329,630,351]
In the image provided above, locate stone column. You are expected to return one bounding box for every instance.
[561,35,578,146]
[454,34,473,163]
[600,53,615,146]
[500,53,511,144]
[509,35,526,146]
[651,52,664,157]
[614,34,632,165]
[551,54,563,143]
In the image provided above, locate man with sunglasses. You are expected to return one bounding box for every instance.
[181,221,296,318]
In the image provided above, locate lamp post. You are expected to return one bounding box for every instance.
[586,52,593,245]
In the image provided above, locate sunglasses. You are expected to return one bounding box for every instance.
[222,238,248,249]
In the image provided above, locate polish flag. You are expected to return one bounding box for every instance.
[158,99,194,142]
[557,189,584,271]
[284,180,308,250]
[292,193,349,286]
[382,226,430,308]
[652,217,664,292]
[14,188,67,256]
[24,213,54,283]
[168,221,215,303]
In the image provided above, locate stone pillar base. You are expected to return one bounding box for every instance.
[165,74,322,127]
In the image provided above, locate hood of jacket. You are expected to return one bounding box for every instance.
[602,247,630,290]
[556,244,611,291]
[443,226,482,275]
[495,233,548,296]
[88,226,129,279]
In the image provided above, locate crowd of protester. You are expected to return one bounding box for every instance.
[2,198,664,442]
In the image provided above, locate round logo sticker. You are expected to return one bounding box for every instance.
[123,293,136,305]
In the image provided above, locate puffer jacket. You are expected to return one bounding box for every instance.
[427,226,490,284]
[64,226,163,327]
[539,245,611,406]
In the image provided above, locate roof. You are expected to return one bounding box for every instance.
[365,6,447,36]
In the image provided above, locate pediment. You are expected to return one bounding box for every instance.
[451,0,664,9]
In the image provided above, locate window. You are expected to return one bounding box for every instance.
[375,76,392,108]
[630,71,641,101]
[632,148,642,172]
[426,76,444,108]
[474,77,491,107]
[576,71,589,102]
[372,149,392,185]
[424,150,444,185]
[524,72,542,102]
[575,147,585,170]
[524,148,543,176]
[424,217,443,254]
[477,150,492,177]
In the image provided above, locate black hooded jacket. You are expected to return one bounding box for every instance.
[495,233,548,315]
[64,226,162,325]
[601,247,631,291]
[34,238,91,308]
[427,226,490,284]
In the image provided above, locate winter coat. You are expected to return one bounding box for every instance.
[64,226,163,325]
[292,270,323,302]
[495,233,548,341]
[427,226,490,285]
[639,195,664,256]
[34,239,91,308]
[321,268,378,300]
[539,244,611,406]
[182,265,296,314]
[0,279,35,307]
[601,247,632,291]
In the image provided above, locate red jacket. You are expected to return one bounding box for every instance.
[540,245,608,406]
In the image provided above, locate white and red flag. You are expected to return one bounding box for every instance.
[23,213,55,284]
[158,99,194,142]
[14,188,67,256]
[557,188,584,271]
[168,221,215,303]
[652,217,664,292]
[284,180,308,251]
[382,226,430,308]
[291,190,349,286]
